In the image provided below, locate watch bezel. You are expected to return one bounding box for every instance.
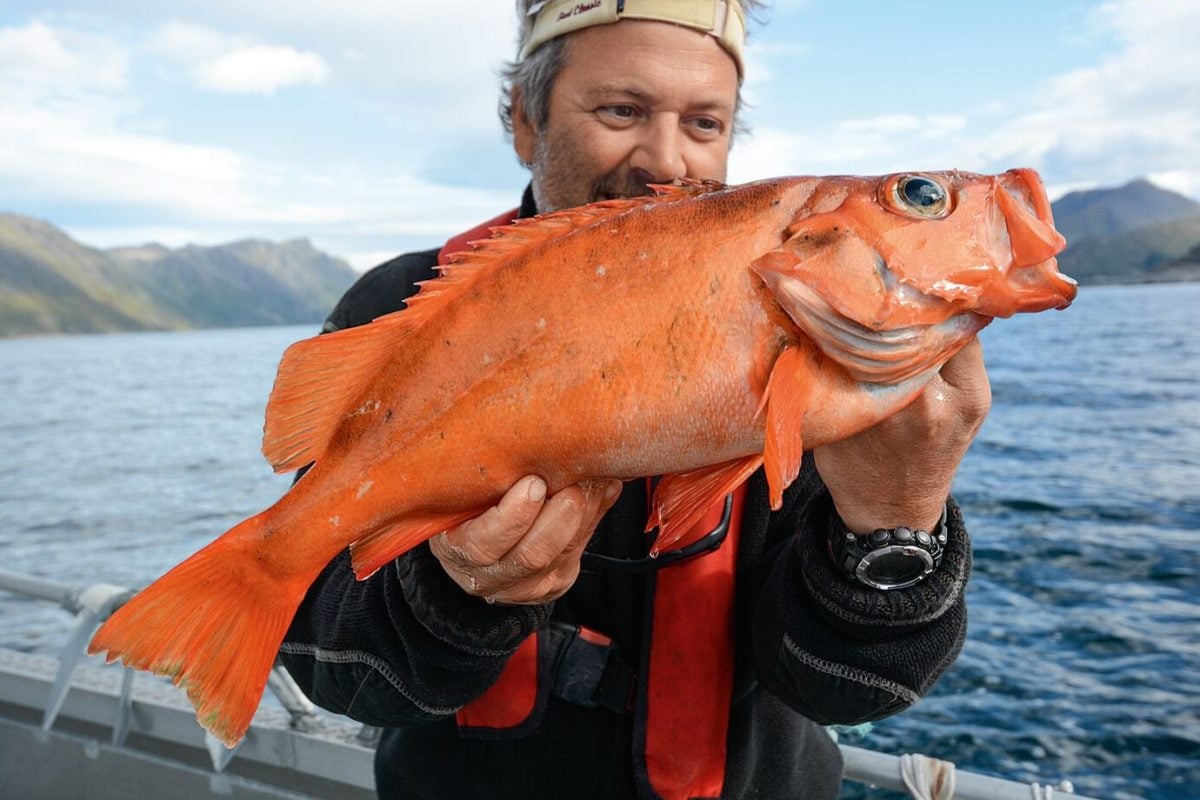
[854,544,936,590]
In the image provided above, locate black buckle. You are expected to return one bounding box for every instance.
[580,494,733,574]
[548,623,636,715]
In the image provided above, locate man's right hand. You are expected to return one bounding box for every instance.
[429,475,623,606]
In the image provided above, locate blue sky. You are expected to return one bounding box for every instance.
[1,0,1197,269]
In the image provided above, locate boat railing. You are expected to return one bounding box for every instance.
[0,567,1100,800]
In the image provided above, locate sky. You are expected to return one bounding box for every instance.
[1,0,1197,270]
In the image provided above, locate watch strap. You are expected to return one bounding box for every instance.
[828,505,948,591]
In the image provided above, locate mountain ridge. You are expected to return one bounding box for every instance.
[0,213,357,337]
[1050,179,1200,284]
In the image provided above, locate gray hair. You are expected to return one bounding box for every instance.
[498,0,767,139]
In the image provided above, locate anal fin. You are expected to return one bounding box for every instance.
[648,456,762,554]
[349,509,482,580]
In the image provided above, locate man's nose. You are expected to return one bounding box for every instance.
[629,115,687,182]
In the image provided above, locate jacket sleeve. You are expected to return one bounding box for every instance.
[279,545,550,726]
[748,456,971,725]
[277,249,551,726]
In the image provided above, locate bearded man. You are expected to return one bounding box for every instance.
[281,3,985,798]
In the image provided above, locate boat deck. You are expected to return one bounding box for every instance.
[0,648,374,799]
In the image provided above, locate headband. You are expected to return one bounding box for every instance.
[520,0,746,75]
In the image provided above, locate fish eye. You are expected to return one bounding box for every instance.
[888,175,951,219]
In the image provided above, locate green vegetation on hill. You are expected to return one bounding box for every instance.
[0,213,357,337]
[1049,180,1200,285]
[1056,215,1200,284]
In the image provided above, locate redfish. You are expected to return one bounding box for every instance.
[90,169,1076,746]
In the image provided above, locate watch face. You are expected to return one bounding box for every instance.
[859,546,934,589]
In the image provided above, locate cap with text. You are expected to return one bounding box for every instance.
[520,0,746,75]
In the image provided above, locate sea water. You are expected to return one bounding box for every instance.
[1,284,1197,799]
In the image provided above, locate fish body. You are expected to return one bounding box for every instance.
[90,169,1076,746]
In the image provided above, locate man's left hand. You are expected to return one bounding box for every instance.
[814,337,991,534]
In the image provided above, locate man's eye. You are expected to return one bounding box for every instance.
[688,117,724,136]
[601,105,638,119]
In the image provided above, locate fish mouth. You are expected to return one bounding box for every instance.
[1010,257,1078,312]
[992,170,1078,315]
[974,256,1079,318]
[764,271,988,385]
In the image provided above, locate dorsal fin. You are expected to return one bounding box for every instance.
[403,180,727,327]
[646,178,727,200]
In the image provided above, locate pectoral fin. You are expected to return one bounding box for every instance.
[760,347,811,510]
[648,456,763,554]
[263,312,413,473]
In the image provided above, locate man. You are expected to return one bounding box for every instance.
[280,2,985,798]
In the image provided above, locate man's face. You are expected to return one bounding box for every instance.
[514,20,739,212]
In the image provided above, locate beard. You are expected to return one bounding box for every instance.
[529,128,657,213]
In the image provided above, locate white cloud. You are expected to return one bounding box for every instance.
[194,45,328,94]
[0,96,247,215]
[733,0,1200,197]
[149,20,238,62]
[149,21,328,94]
[1146,171,1200,200]
[0,16,513,254]
[0,20,127,94]
[956,0,1200,189]
[730,114,968,182]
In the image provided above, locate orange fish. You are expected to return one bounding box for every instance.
[89,169,1076,746]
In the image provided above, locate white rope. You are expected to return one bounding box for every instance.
[900,752,957,800]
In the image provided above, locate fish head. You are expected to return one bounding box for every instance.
[752,169,1077,384]
[865,168,1075,320]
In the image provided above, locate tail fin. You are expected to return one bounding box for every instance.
[88,514,311,747]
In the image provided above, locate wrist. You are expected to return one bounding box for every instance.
[830,494,947,537]
[795,493,973,637]
[827,505,948,591]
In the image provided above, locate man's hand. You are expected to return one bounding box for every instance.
[814,338,991,533]
[429,475,623,605]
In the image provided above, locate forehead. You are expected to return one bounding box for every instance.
[556,19,739,110]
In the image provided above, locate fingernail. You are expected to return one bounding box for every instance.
[527,477,547,503]
[604,481,622,502]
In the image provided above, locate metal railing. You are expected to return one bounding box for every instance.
[0,567,1102,799]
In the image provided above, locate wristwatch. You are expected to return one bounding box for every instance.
[828,506,948,590]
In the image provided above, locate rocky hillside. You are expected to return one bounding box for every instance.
[1051,180,1200,284]
[0,213,357,337]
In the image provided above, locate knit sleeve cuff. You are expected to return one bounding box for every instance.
[395,543,552,656]
[796,490,972,640]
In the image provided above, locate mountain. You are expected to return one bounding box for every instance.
[1055,215,1200,284]
[1051,178,1200,243]
[108,238,356,329]
[1050,180,1200,284]
[0,214,189,336]
[0,213,357,337]
[1144,241,1200,283]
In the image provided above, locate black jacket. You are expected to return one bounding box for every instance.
[279,188,971,799]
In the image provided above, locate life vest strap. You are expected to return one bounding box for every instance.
[457,621,636,732]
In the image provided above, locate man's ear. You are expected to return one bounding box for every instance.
[511,88,536,165]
